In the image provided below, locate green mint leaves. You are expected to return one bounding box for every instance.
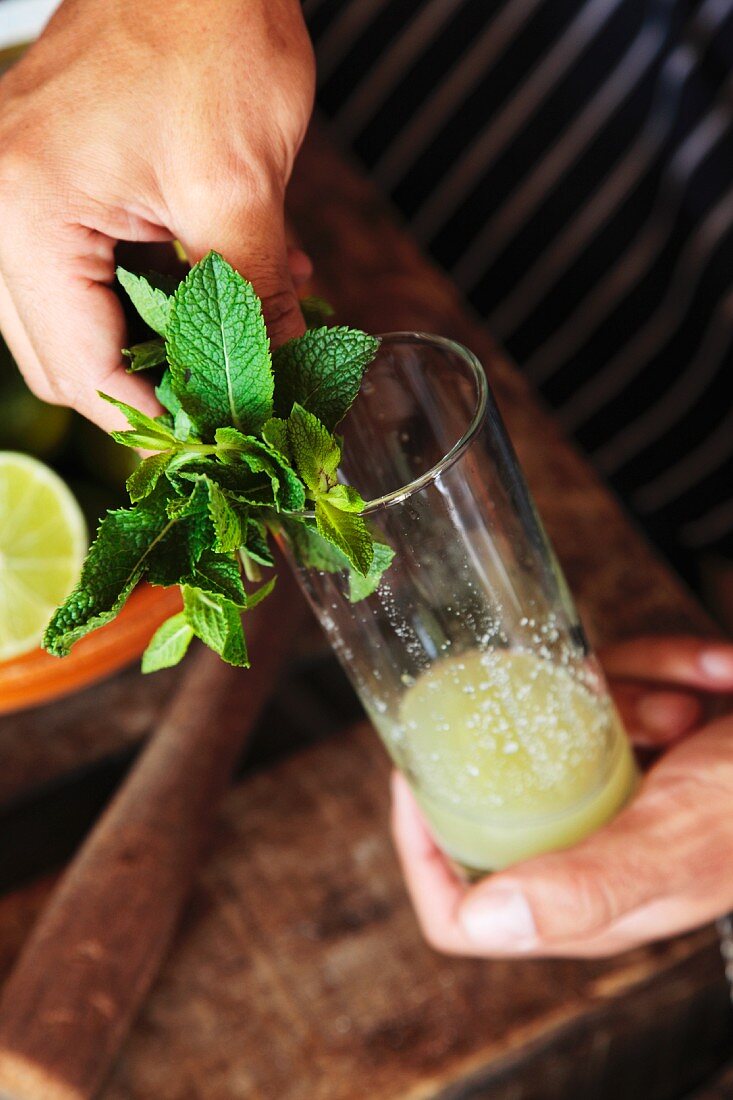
[123,338,167,372]
[167,253,273,438]
[141,612,194,673]
[287,404,340,493]
[274,326,379,430]
[43,251,391,672]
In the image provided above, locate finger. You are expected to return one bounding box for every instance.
[175,185,305,348]
[613,682,703,746]
[390,772,471,954]
[601,636,733,690]
[457,716,733,956]
[1,224,160,431]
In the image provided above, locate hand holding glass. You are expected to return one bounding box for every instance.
[283,335,638,876]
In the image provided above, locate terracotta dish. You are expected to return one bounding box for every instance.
[0,585,183,715]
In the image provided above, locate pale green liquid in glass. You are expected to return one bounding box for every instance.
[395,649,638,874]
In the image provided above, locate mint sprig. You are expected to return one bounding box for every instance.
[43,251,390,671]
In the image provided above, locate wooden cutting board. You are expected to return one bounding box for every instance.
[90,722,728,1100]
[0,724,728,1100]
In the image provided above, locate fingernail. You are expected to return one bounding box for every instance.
[459,888,537,949]
[699,648,733,681]
[636,692,699,735]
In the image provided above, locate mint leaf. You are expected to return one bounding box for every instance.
[141,612,194,672]
[182,586,248,667]
[315,500,373,576]
[184,550,247,604]
[348,541,394,602]
[244,518,275,566]
[99,392,175,443]
[287,404,340,493]
[166,252,272,438]
[274,327,379,429]
[213,426,260,460]
[127,452,173,503]
[148,480,211,582]
[123,338,167,372]
[151,374,197,441]
[245,575,276,609]
[173,460,277,510]
[282,517,391,600]
[117,267,172,336]
[44,495,172,655]
[324,484,365,512]
[156,370,183,417]
[261,417,292,463]
[109,429,176,451]
[205,477,245,553]
[299,296,335,329]
[215,428,305,512]
[282,518,348,573]
[173,408,194,442]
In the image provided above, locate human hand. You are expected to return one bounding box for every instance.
[0,0,315,429]
[391,636,733,957]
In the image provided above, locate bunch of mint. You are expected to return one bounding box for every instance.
[43,251,392,672]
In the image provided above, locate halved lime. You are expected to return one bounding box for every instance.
[0,453,87,661]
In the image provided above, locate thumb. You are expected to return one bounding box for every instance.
[176,191,305,348]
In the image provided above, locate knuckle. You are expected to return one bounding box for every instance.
[176,157,279,224]
[262,288,301,331]
[25,372,59,406]
[49,370,86,412]
[0,104,53,188]
[549,858,620,933]
[579,870,620,929]
[0,143,33,205]
[269,69,315,150]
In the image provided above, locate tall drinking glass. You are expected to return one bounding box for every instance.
[282,334,638,876]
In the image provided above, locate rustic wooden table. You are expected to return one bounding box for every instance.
[0,125,731,1099]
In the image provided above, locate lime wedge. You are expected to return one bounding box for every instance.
[0,453,86,661]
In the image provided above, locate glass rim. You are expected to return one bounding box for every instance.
[301,331,489,519]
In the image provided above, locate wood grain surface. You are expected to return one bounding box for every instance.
[98,724,731,1100]
[0,569,307,1100]
[0,657,181,812]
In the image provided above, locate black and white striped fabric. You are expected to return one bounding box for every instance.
[306,0,733,578]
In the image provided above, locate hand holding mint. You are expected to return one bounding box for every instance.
[43,252,392,672]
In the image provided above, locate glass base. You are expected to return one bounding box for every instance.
[411,735,639,876]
